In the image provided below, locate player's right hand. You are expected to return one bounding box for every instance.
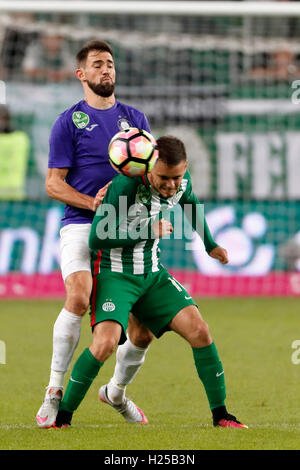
[152,219,173,238]
[209,246,229,264]
[92,181,112,211]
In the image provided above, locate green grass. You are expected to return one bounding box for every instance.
[0,298,300,450]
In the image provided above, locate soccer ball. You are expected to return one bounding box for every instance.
[108,128,158,177]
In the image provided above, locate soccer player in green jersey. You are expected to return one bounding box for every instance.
[54,135,247,429]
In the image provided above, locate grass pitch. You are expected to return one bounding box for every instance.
[0,298,299,450]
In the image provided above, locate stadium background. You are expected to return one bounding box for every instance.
[1,1,300,298]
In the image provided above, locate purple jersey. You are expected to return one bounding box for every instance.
[48,99,151,226]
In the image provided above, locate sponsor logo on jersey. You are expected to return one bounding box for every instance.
[117,118,132,131]
[72,111,90,129]
[102,301,116,312]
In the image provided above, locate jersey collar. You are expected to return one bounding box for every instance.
[141,173,151,188]
[140,173,175,203]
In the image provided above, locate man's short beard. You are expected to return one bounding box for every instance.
[86,79,115,98]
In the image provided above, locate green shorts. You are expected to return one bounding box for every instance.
[89,265,196,343]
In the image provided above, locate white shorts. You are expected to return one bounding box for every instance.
[60,223,92,282]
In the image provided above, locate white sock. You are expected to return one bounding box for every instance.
[48,308,82,388]
[48,370,64,389]
[107,336,149,403]
[107,378,126,405]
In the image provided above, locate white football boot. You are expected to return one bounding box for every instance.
[36,387,63,428]
[99,385,148,423]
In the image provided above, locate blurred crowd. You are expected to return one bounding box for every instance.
[1,30,74,83]
[1,7,300,84]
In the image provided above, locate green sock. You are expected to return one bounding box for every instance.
[192,342,226,410]
[59,348,103,413]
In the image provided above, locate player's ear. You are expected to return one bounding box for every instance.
[76,68,86,82]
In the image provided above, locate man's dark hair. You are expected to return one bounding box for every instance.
[76,40,113,67]
[156,135,187,166]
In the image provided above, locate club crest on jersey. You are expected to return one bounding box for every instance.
[136,184,152,204]
[117,118,131,131]
[72,111,90,129]
[102,300,116,312]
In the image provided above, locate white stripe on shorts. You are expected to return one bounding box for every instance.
[110,247,123,273]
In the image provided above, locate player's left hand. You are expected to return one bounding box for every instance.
[93,181,112,211]
[209,246,229,264]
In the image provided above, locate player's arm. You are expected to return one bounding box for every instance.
[46,168,110,212]
[89,213,171,250]
[47,115,110,211]
[89,180,170,250]
[89,193,142,250]
[180,188,228,264]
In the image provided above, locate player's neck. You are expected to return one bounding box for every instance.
[147,173,158,193]
[84,92,116,110]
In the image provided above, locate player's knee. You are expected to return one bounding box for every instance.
[65,292,90,316]
[188,320,211,348]
[91,336,119,362]
[127,316,154,348]
[129,329,154,349]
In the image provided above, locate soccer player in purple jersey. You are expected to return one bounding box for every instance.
[36,40,155,428]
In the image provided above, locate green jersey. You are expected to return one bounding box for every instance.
[89,171,217,275]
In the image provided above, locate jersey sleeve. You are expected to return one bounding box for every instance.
[179,172,218,254]
[139,113,151,133]
[48,114,74,168]
[89,177,151,250]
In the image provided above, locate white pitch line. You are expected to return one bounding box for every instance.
[0,423,300,430]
